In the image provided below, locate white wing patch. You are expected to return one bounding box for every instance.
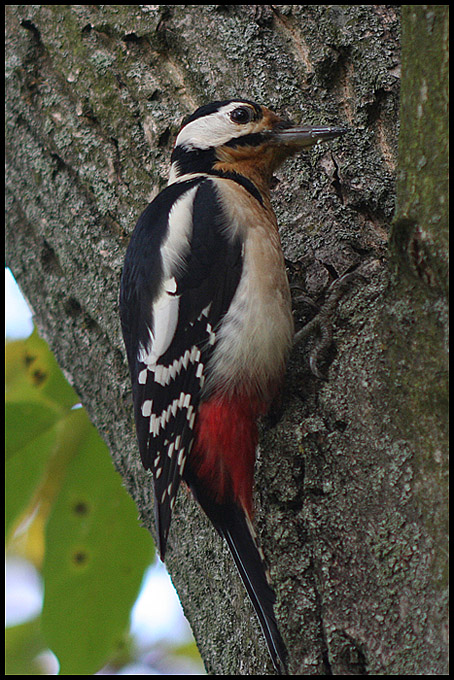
[137,276,180,368]
[137,184,199,373]
[161,184,198,276]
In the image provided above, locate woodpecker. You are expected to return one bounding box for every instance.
[120,99,346,674]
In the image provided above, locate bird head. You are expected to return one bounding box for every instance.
[169,99,347,194]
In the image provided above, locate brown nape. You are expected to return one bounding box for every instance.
[214,142,292,197]
[259,105,286,130]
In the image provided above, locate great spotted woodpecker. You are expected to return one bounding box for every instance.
[120,99,346,673]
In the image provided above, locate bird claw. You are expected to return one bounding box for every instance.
[293,260,375,378]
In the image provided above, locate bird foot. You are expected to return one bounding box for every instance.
[293,260,377,378]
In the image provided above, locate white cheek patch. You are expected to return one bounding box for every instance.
[174,102,257,151]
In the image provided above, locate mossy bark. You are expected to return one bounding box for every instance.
[5,5,447,675]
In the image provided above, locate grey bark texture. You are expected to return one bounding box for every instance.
[5,5,448,676]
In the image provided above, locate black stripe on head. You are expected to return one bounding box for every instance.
[222,131,272,149]
[170,144,217,176]
[169,145,264,206]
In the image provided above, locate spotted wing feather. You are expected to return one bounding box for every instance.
[120,178,242,557]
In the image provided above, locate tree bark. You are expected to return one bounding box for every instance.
[5,5,448,675]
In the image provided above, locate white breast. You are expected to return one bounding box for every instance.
[206,179,294,399]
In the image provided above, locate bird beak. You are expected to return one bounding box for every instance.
[273,124,347,148]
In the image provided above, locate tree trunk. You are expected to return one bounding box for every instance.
[5,5,448,675]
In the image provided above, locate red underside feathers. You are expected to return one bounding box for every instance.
[191,391,267,516]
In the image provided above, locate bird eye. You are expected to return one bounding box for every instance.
[230,106,253,124]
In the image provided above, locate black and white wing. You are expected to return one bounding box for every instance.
[120,177,243,557]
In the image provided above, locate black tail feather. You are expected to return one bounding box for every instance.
[191,490,288,674]
[221,508,288,674]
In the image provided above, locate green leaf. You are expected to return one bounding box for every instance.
[5,617,48,675]
[5,328,79,538]
[6,325,155,673]
[42,408,154,675]
[5,401,58,456]
[5,328,80,410]
[5,410,58,537]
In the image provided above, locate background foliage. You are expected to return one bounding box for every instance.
[6,330,155,673]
